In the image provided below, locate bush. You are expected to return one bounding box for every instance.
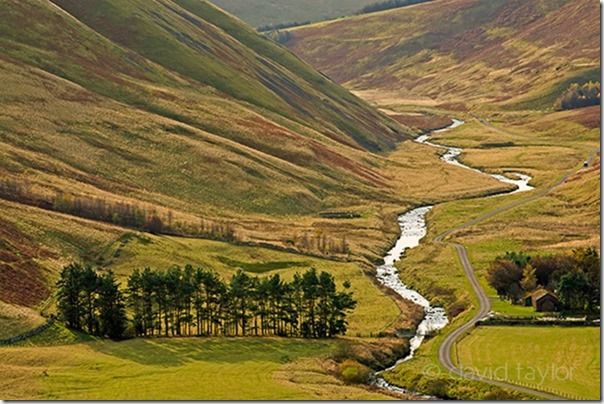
[418,378,451,398]
[338,359,372,384]
[331,343,354,363]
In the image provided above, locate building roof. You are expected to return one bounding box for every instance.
[531,289,558,302]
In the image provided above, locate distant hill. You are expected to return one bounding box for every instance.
[285,0,600,109]
[208,0,378,28]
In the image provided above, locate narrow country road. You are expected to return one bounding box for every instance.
[433,135,600,399]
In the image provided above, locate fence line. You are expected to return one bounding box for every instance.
[0,317,55,346]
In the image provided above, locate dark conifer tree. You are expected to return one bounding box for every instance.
[56,263,85,330]
[97,271,127,340]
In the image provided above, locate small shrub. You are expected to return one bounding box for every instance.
[338,359,372,384]
[447,299,468,318]
[418,378,451,398]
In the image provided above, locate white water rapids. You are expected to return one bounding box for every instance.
[373,119,534,396]
[373,206,448,397]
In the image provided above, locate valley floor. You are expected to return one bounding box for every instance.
[0,327,395,400]
[376,105,600,399]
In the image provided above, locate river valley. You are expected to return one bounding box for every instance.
[373,119,535,395]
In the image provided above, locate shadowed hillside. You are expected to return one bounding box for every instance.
[286,0,600,109]
[208,0,379,28]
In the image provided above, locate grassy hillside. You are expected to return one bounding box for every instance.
[0,0,417,310]
[0,0,520,315]
[208,0,378,28]
[2,0,535,304]
[0,0,410,224]
[286,0,600,109]
[0,0,410,320]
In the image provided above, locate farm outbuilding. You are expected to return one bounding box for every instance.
[524,289,560,312]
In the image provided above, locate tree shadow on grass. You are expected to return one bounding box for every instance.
[89,337,334,367]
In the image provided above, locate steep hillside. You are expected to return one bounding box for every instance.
[0,0,412,309]
[285,0,600,109]
[0,0,411,222]
[208,0,378,28]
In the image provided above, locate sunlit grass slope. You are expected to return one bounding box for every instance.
[0,0,409,222]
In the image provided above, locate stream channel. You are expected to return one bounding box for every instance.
[373,119,533,396]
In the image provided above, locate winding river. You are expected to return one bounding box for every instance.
[373,119,534,395]
[416,119,534,195]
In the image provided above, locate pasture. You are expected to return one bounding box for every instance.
[456,326,601,400]
[0,332,393,400]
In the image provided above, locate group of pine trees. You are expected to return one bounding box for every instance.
[555,81,600,110]
[57,264,127,339]
[487,247,600,312]
[56,264,357,340]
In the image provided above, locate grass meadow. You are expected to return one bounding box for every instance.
[456,326,601,400]
[0,330,394,400]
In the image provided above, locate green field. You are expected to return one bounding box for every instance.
[456,326,601,400]
[0,330,393,400]
[381,308,533,400]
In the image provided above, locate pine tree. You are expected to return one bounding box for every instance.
[56,263,85,330]
[97,271,127,340]
[80,265,99,335]
[127,269,144,336]
[301,268,320,338]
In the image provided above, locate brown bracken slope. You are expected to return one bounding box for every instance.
[286,0,599,108]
